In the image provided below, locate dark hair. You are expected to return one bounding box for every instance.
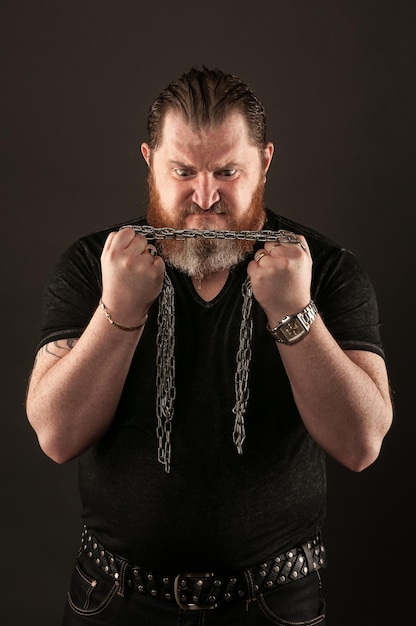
[146,66,267,150]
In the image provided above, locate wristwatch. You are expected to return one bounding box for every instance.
[266,300,318,345]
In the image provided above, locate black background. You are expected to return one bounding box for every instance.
[1,1,414,623]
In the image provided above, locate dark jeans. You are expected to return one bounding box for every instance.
[62,551,326,625]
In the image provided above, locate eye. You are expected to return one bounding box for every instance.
[216,169,237,178]
[174,168,195,178]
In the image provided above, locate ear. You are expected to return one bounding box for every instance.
[141,143,151,167]
[262,142,274,175]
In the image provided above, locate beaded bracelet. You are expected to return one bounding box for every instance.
[99,300,147,332]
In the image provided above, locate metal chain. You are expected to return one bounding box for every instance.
[148,225,288,472]
[156,273,176,473]
[121,225,299,243]
[155,272,255,472]
[232,276,253,454]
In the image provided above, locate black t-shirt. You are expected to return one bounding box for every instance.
[37,210,385,573]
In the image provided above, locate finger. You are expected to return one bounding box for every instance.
[103,227,135,254]
[116,227,143,249]
[254,249,268,263]
[102,231,117,254]
[295,234,309,253]
[118,230,154,259]
[142,244,158,259]
[265,234,308,255]
[265,242,281,254]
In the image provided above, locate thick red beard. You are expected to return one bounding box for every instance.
[146,174,266,279]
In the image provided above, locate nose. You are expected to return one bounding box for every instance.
[192,174,220,209]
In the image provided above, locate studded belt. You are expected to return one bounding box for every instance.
[81,526,326,611]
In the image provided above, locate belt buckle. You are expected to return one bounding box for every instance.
[173,572,216,610]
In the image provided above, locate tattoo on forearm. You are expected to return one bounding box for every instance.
[37,338,78,361]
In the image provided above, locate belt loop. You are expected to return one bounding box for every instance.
[116,559,129,598]
[243,569,256,611]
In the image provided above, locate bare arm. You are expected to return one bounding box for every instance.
[276,318,392,471]
[26,318,144,463]
[26,228,165,463]
[248,236,393,472]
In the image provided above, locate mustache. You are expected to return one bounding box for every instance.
[181,200,229,218]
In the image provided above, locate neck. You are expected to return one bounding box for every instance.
[191,268,230,302]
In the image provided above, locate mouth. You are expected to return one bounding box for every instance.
[187,211,224,219]
[183,204,227,217]
[180,201,230,231]
[184,214,229,234]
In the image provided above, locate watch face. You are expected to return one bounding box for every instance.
[281,319,307,343]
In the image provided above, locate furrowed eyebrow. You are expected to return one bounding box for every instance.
[169,160,242,171]
[169,160,195,169]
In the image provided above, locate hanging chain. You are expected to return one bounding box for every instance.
[232,276,253,454]
[156,273,176,473]
[121,225,300,244]
[154,272,255,472]
[147,225,293,472]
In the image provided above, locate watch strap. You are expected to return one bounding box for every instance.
[266,300,318,344]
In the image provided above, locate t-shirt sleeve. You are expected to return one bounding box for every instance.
[36,236,104,350]
[311,246,385,359]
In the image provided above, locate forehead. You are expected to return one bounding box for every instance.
[156,111,259,165]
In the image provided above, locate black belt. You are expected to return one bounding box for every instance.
[81,526,326,611]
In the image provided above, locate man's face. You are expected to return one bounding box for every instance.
[141,111,274,278]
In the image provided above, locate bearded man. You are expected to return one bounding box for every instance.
[26,67,392,625]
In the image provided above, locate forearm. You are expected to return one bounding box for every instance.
[26,308,145,463]
[277,316,393,471]
[27,230,165,463]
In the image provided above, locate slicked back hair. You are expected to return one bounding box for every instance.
[146,66,267,151]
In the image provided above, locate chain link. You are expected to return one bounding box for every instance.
[156,273,176,473]
[146,225,288,472]
[126,224,305,471]
[232,276,253,454]
[121,225,300,244]
[155,271,255,472]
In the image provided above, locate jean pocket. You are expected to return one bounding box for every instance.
[66,553,118,617]
[255,572,326,625]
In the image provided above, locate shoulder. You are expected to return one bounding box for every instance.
[264,209,342,252]
[60,215,149,262]
[78,214,148,247]
[264,208,370,286]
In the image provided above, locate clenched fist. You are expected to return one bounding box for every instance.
[247,234,312,328]
[100,227,165,327]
